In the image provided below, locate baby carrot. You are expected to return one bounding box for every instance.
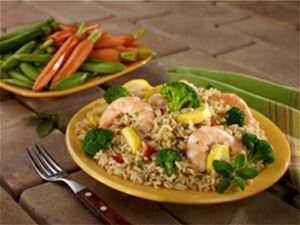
[47,29,74,44]
[89,48,121,62]
[51,29,101,85]
[32,23,87,91]
[93,33,134,49]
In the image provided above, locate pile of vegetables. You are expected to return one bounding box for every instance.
[0,17,152,91]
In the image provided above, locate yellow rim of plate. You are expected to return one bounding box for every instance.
[66,98,290,204]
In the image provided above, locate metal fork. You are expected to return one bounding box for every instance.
[27,144,131,225]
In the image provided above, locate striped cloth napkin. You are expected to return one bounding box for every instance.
[168,67,300,190]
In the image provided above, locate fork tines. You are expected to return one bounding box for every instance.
[27,144,65,179]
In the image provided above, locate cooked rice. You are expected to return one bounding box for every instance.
[75,85,267,192]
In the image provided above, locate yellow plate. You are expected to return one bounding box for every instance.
[66,99,290,204]
[0,49,152,98]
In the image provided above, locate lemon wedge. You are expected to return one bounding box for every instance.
[121,127,142,154]
[206,144,230,173]
[88,105,107,127]
[145,84,163,98]
[176,103,211,124]
[123,79,152,98]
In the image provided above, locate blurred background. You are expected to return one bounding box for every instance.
[1,0,299,87]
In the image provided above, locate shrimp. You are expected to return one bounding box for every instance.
[147,93,168,108]
[209,93,254,125]
[186,126,244,172]
[99,96,155,131]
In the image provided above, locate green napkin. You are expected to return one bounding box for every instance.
[169,67,299,110]
[167,67,300,190]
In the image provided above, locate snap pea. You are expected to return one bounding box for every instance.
[19,63,40,81]
[34,39,54,54]
[0,24,37,42]
[80,61,125,74]
[8,70,34,85]
[3,78,32,89]
[0,69,9,79]
[138,49,153,58]
[14,54,52,63]
[46,46,55,54]
[52,72,89,90]
[0,53,13,61]
[1,41,36,70]
[0,17,59,54]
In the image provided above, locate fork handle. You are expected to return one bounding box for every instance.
[77,188,131,225]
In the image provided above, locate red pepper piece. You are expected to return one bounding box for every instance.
[210,120,217,126]
[144,144,157,159]
[113,153,124,163]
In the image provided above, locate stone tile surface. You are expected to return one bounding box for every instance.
[220,17,299,56]
[220,1,299,28]
[16,87,105,126]
[162,191,300,224]
[27,1,112,23]
[138,13,252,56]
[97,1,168,21]
[155,49,264,78]
[219,43,299,87]
[104,62,168,87]
[0,100,78,198]
[0,1,48,29]
[0,187,37,225]
[20,171,180,225]
[101,18,188,58]
[146,1,249,25]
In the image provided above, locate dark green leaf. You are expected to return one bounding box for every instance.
[217,178,232,193]
[234,175,245,190]
[213,160,234,177]
[53,112,63,129]
[36,119,54,138]
[206,83,215,89]
[26,114,50,122]
[237,166,259,179]
[233,154,245,169]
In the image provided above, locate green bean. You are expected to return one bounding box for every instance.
[0,17,59,54]
[8,70,34,85]
[14,54,52,63]
[19,63,40,81]
[1,41,36,70]
[51,72,89,90]
[80,61,125,74]
[3,78,32,89]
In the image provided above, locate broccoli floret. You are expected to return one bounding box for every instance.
[82,128,114,156]
[104,86,131,104]
[242,133,275,164]
[242,133,258,152]
[226,107,245,127]
[250,139,275,164]
[161,81,201,112]
[156,148,181,176]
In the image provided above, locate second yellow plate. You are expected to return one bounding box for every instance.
[0,51,151,98]
[66,99,290,204]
